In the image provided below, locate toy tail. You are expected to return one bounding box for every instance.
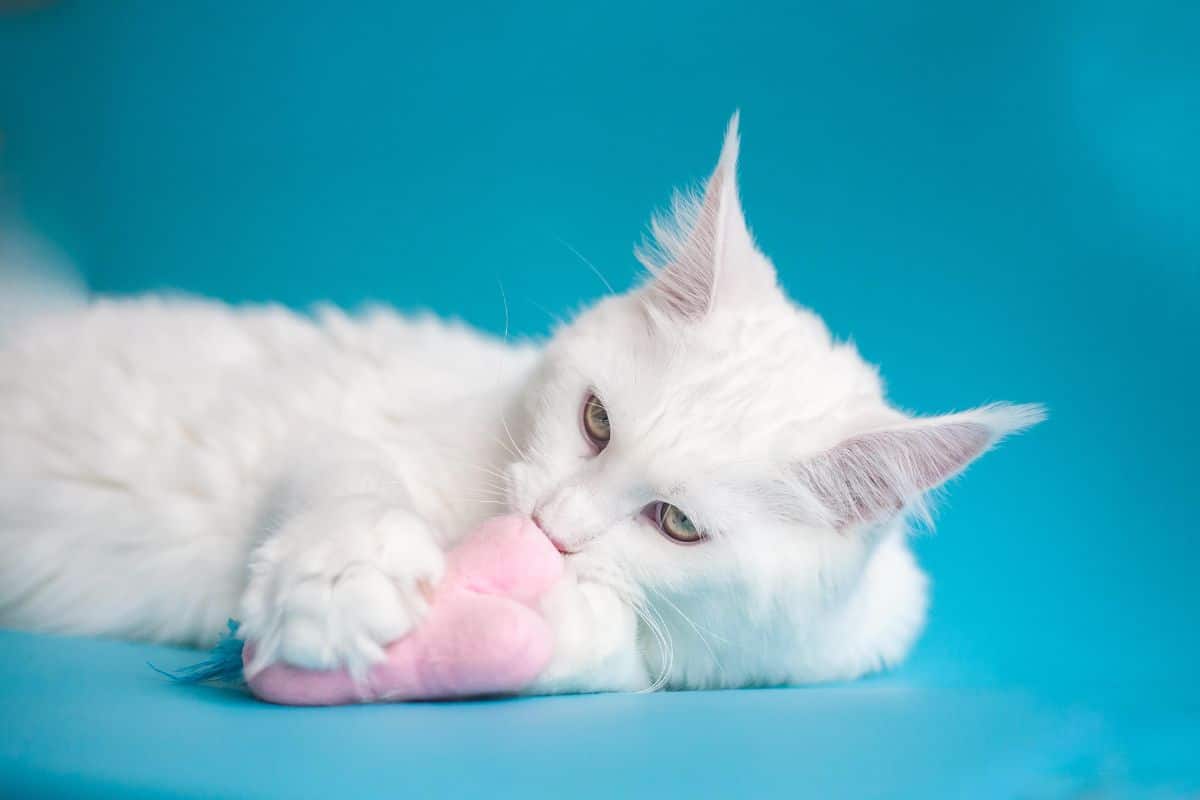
[149,619,246,685]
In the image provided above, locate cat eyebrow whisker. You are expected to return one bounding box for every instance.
[554,235,615,296]
[495,278,511,342]
[525,297,567,328]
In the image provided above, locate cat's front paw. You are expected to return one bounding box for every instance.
[238,501,444,679]
[527,578,647,695]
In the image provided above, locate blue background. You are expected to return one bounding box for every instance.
[1,1,1197,796]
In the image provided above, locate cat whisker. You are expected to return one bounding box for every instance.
[647,586,728,684]
[647,585,729,646]
[611,587,673,693]
[440,453,511,478]
[480,429,522,464]
[498,414,529,463]
[486,434,521,462]
[465,498,511,508]
[636,600,675,693]
[577,567,673,693]
[463,488,509,502]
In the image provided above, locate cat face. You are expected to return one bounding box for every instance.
[505,114,1042,689]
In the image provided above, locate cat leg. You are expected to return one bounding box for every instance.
[237,437,445,678]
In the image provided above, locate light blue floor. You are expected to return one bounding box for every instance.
[1,629,1194,799]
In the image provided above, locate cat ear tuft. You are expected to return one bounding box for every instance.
[637,112,774,321]
[793,403,1045,529]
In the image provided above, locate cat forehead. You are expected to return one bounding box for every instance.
[559,295,887,457]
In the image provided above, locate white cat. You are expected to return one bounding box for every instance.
[0,115,1041,694]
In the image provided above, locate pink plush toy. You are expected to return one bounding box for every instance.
[244,515,563,705]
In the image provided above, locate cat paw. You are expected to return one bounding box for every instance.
[238,501,444,679]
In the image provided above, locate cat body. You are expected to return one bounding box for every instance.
[0,116,1040,693]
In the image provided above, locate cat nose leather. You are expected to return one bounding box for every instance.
[531,511,575,555]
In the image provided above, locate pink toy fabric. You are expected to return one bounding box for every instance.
[245,515,563,705]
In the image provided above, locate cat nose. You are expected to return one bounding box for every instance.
[531,511,575,555]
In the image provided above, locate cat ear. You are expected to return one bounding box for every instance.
[637,112,776,321]
[792,404,1045,529]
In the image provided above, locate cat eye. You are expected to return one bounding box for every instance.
[581,393,611,451]
[648,501,705,544]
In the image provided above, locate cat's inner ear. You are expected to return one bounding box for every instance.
[792,404,1045,529]
[637,112,775,321]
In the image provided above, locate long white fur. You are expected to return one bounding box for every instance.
[0,115,1041,693]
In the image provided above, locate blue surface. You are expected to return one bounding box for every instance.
[1,0,1198,797]
[1,629,1194,799]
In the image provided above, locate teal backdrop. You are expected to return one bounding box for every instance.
[1,1,1197,797]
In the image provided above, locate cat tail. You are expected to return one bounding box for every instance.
[0,222,87,342]
[149,619,247,686]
